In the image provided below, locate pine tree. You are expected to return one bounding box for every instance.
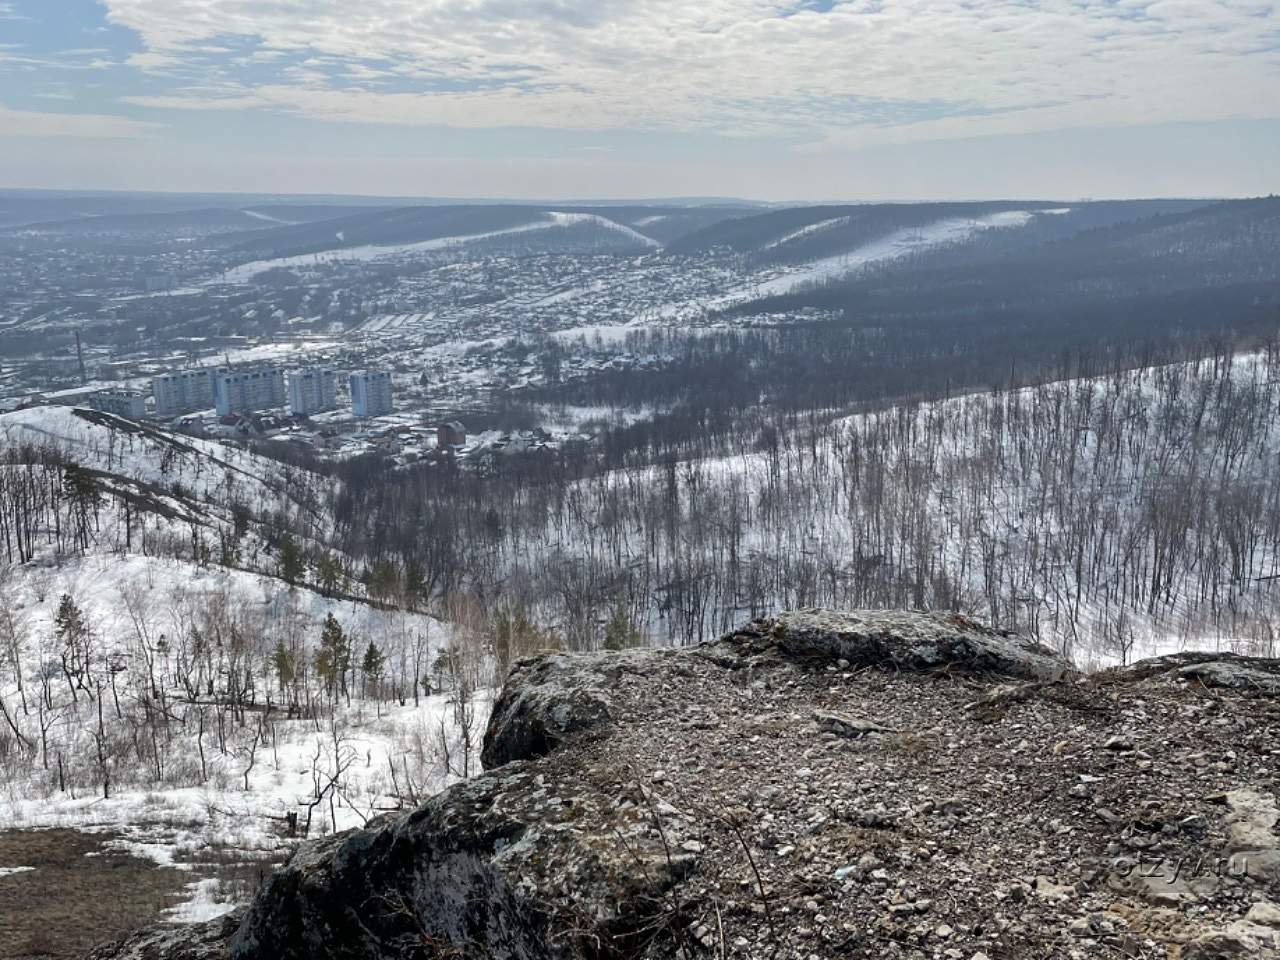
[53,593,89,700]
[603,604,641,651]
[314,614,350,702]
[316,553,344,597]
[361,641,386,715]
[272,640,296,694]
[279,533,304,585]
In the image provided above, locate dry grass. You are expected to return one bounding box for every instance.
[0,828,286,959]
[0,829,188,959]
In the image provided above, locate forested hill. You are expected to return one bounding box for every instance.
[662,198,1212,264]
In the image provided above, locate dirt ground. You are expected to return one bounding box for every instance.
[0,828,273,960]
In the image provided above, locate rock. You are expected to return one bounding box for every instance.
[86,910,245,960]
[229,764,698,960]
[480,650,645,768]
[1107,865,1217,907]
[1122,652,1280,695]
[813,710,897,737]
[1183,922,1280,959]
[713,609,1074,681]
[1246,902,1280,929]
[1223,789,1279,852]
[1230,849,1280,883]
[1033,876,1075,900]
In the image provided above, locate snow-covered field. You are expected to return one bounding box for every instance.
[0,405,310,508]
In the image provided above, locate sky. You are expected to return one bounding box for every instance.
[0,0,1277,201]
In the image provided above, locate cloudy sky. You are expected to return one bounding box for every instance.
[1,0,1277,200]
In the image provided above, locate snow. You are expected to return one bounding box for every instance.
[763,216,851,250]
[0,405,306,506]
[0,692,485,838]
[749,211,1034,298]
[0,866,35,877]
[0,403,479,896]
[549,324,647,345]
[548,212,661,249]
[166,877,238,923]
[212,213,654,284]
[240,209,298,226]
[652,210,1046,319]
[535,350,1280,665]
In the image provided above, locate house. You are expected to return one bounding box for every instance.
[438,420,466,448]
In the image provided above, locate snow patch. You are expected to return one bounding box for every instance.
[763,216,851,250]
[240,209,298,226]
[166,878,239,924]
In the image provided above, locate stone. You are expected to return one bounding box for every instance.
[86,910,245,960]
[1224,789,1279,852]
[712,609,1074,681]
[1246,902,1280,929]
[814,710,897,737]
[480,651,640,768]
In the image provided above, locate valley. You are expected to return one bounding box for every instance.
[1,192,1279,956]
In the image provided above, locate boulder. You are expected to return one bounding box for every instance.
[481,649,659,768]
[230,764,692,960]
[712,608,1073,680]
[86,910,245,960]
[1121,651,1280,694]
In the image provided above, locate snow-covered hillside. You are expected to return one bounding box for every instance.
[510,349,1280,665]
[0,405,328,537]
[0,406,488,922]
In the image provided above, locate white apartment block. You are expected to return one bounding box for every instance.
[152,368,222,417]
[215,367,286,416]
[350,370,393,417]
[288,367,337,417]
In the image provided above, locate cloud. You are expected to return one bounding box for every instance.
[0,102,161,138]
[96,0,1280,144]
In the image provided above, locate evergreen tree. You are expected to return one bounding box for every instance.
[314,614,350,701]
[361,641,386,715]
[53,593,90,699]
[316,553,344,597]
[603,604,642,651]
[278,532,304,585]
[272,640,296,694]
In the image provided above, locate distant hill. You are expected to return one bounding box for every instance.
[216,204,753,262]
[664,199,1214,265]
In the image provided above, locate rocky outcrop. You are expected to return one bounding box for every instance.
[710,608,1074,681]
[1120,651,1280,695]
[88,610,1280,960]
[480,649,651,768]
[229,760,698,960]
[86,910,245,960]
